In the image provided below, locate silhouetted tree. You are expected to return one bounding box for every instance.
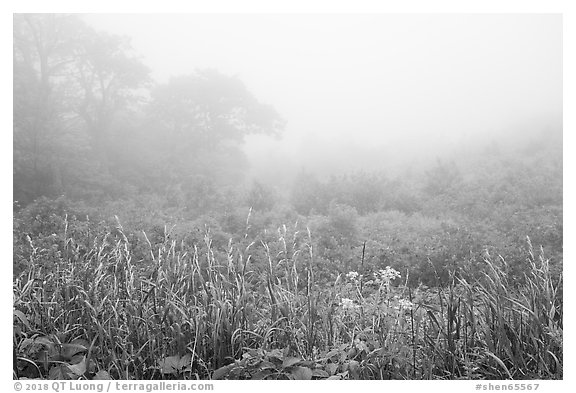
[146,70,285,200]
[13,14,149,204]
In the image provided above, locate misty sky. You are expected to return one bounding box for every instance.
[81,13,562,178]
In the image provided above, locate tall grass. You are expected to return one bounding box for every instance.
[13,217,562,380]
[413,241,562,379]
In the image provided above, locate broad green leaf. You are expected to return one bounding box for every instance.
[348,360,360,379]
[178,353,192,371]
[251,369,274,380]
[327,375,341,380]
[158,356,180,374]
[259,360,277,370]
[338,371,349,379]
[312,369,329,378]
[282,356,302,369]
[70,338,90,349]
[35,337,58,360]
[35,336,54,347]
[291,366,312,380]
[267,348,284,362]
[212,364,234,380]
[48,364,72,380]
[93,370,111,380]
[245,348,261,358]
[325,363,338,375]
[68,356,87,376]
[13,310,31,331]
[60,343,87,360]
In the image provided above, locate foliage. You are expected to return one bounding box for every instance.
[13,14,150,204]
[13,15,284,206]
[13,211,562,380]
[12,13,562,383]
[245,181,276,212]
[290,171,330,215]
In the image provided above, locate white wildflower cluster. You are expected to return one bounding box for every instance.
[398,298,414,310]
[340,298,357,310]
[374,266,401,286]
[346,271,360,281]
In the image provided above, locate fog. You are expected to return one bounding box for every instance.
[12,13,565,382]
[82,13,561,181]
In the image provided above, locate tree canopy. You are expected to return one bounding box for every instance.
[13,14,284,206]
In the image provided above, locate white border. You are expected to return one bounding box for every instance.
[2,1,572,390]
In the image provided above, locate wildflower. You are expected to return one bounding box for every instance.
[346,271,359,281]
[374,266,401,284]
[398,298,414,310]
[340,298,356,309]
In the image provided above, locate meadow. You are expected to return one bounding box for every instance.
[13,13,563,382]
[13,203,562,380]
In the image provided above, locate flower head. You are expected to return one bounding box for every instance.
[374,266,401,285]
[340,298,356,309]
[398,298,414,310]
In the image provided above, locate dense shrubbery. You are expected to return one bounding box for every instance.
[13,214,562,380]
[12,142,563,380]
[13,139,563,287]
